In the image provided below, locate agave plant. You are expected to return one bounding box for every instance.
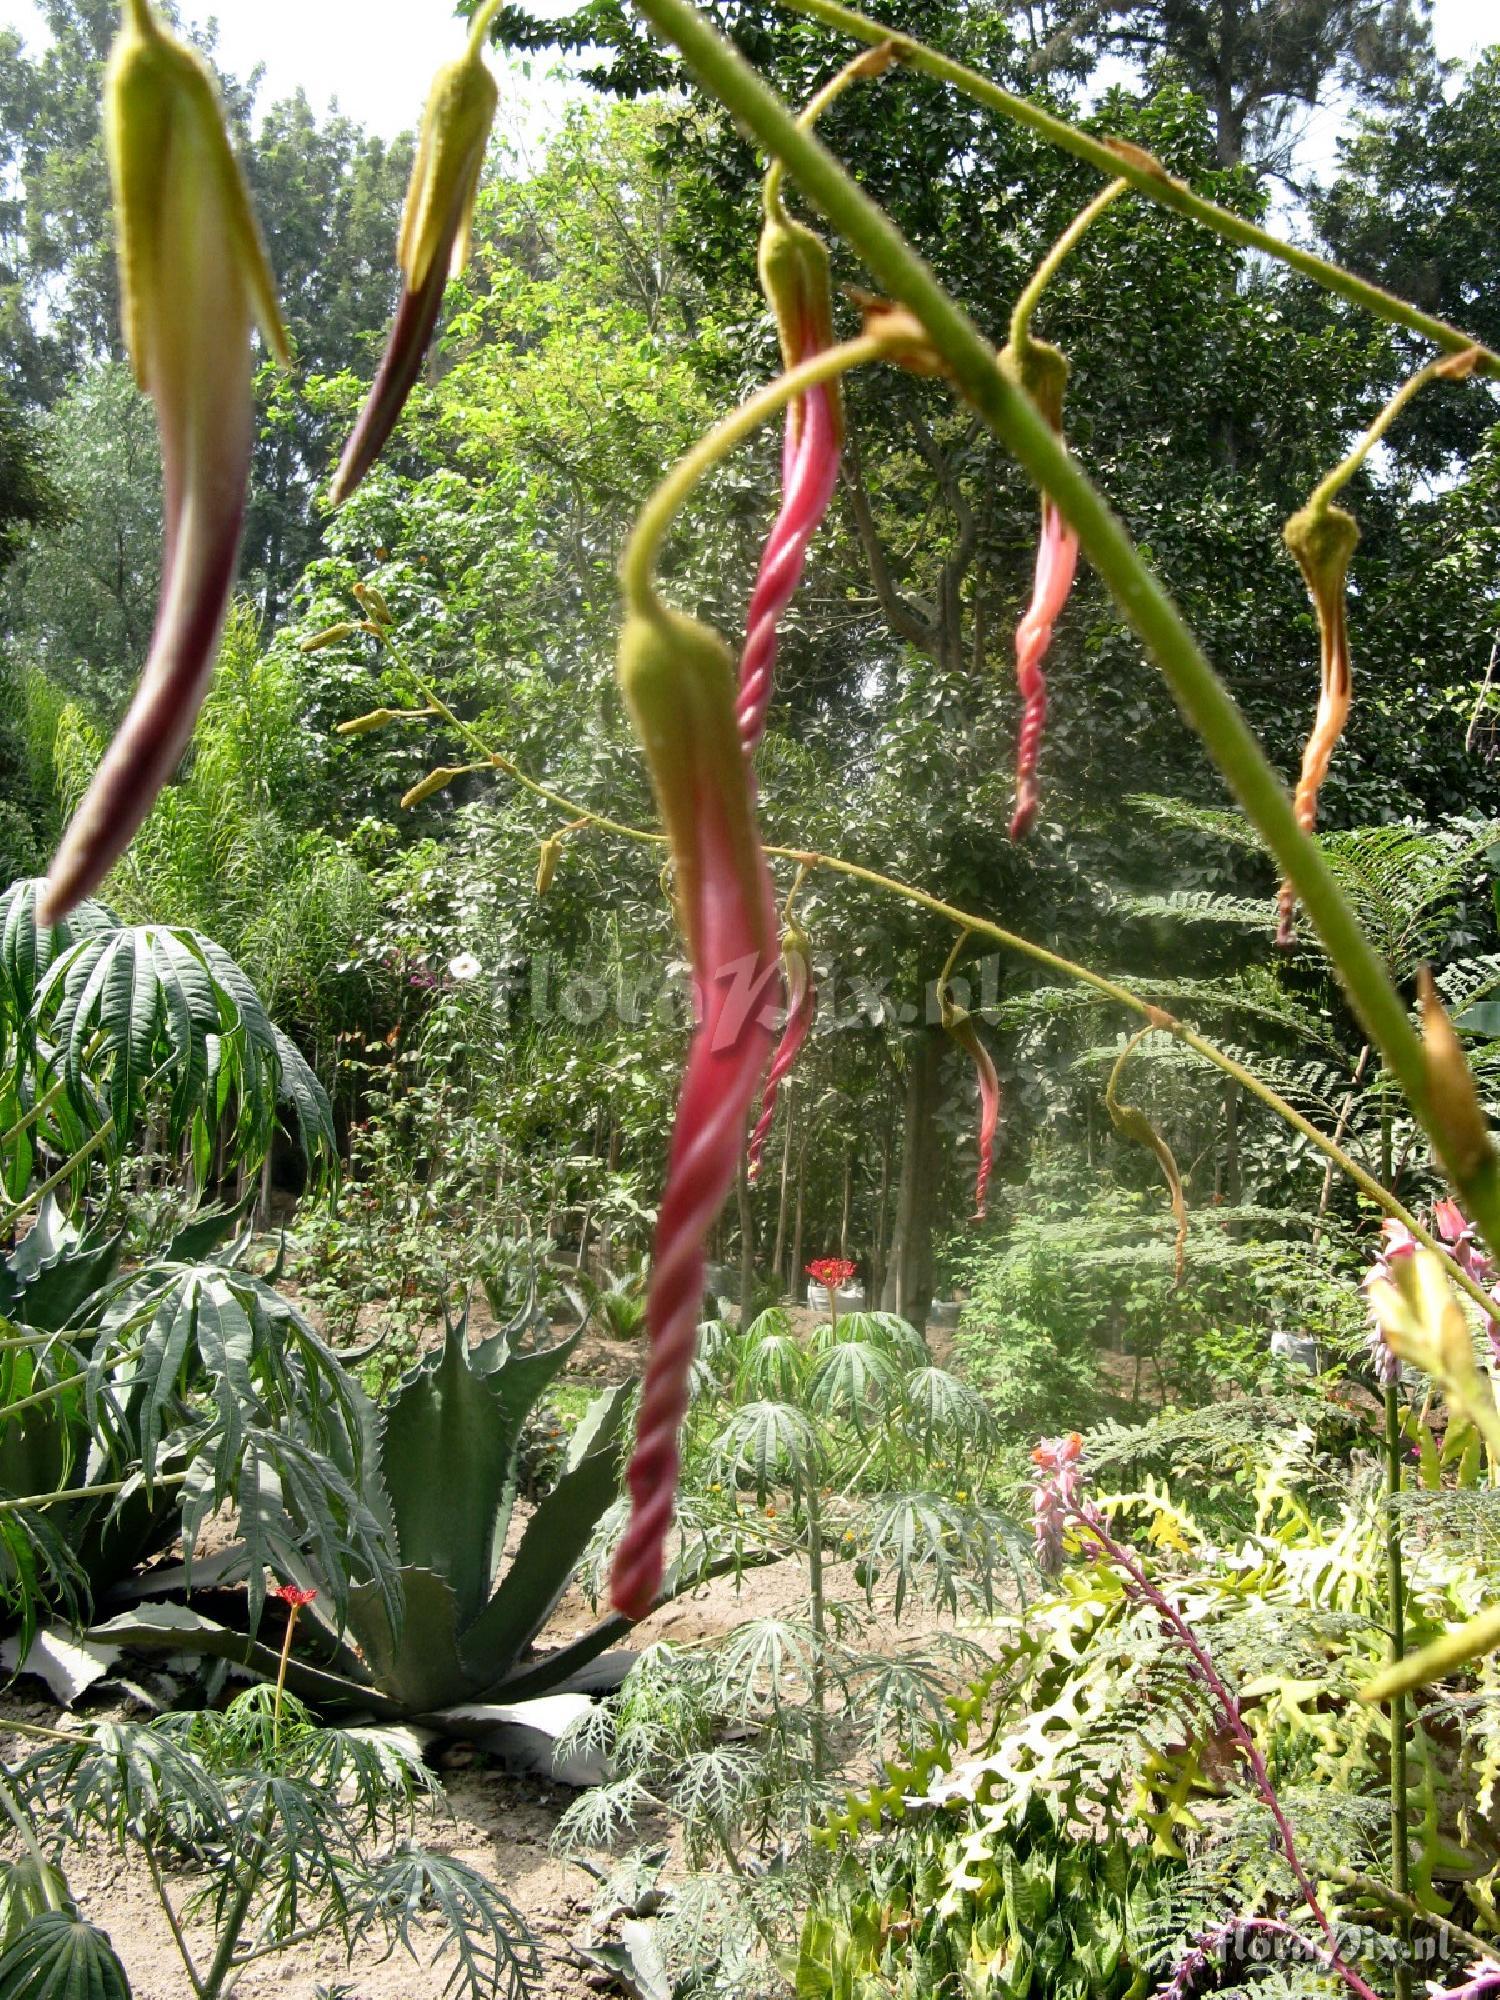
[0,876,335,1213]
[97,1301,647,1722]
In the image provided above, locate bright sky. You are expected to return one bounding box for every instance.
[0,0,1494,143]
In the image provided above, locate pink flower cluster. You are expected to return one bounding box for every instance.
[1030,1430,1090,1571]
[1364,1200,1500,1387]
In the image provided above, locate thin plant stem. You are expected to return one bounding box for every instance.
[272,1601,302,1749]
[2,1114,116,1225]
[0,1343,144,1425]
[0,1470,187,1511]
[764,42,894,221]
[1076,1508,1379,2000]
[1009,177,1129,352]
[1384,1379,1414,2000]
[621,0,1500,1261]
[144,1842,206,1998]
[1309,351,1481,516]
[200,1791,277,1999]
[763,0,1497,370]
[1322,1865,1490,1961]
[805,1472,827,1778]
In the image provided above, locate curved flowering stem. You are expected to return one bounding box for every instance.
[620,326,922,615]
[748,865,817,1184]
[756,0,1499,372]
[625,0,1500,1265]
[1066,1497,1380,2000]
[937,930,999,1220]
[1105,1024,1188,1282]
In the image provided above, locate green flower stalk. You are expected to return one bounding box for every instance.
[328,18,497,505]
[38,0,287,925]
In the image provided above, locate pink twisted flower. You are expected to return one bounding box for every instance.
[735,376,841,758]
[747,924,815,1184]
[941,988,1000,1220]
[611,610,778,1622]
[1008,499,1080,841]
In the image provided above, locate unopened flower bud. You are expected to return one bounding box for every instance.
[1419,967,1496,1185]
[302,623,359,653]
[400,765,467,809]
[535,835,562,897]
[1276,500,1360,946]
[330,44,497,505]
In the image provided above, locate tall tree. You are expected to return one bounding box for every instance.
[1024,0,1436,173]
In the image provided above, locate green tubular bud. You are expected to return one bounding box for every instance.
[758,210,836,371]
[617,606,771,962]
[400,765,466,809]
[300,622,358,652]
[998,335,1071,434]
[1419,965,1495,1185]
[354,582,395,629]
[398,50,498,292]
[335,707,399,735]
[107,0,288,389]
[535,835,562,897]
[1283,499,1360,606]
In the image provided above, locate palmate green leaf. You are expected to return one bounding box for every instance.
[902,1366,993,1453]
[735,1328,804,1400]
[354,1845,539,2000]
[807,1341,897,1432]
[714,1617,820,1719]
[0,879,116,1045]
[271,1024,337,1188]
[0,1913,131,2000]
[711,1400,820,1501]
[22,1719,227,1851]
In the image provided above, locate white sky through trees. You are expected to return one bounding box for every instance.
[0,0,1495,143]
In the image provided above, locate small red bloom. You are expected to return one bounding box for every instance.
[273,1583,318,1609]
[806,1257,856,1290]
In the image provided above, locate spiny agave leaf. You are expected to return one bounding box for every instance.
[380,1324,580,1631]
[466,1383,631,1681]
[0,1912,131,2000]
[85,1602,380,1712]
[0,1201,122,1330]
[160,1198,251,1265]
[354,1845,539,2000]
[346,1566,472,1715]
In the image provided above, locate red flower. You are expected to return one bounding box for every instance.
[273,1583,318,1609]
[806,1257,856,1290]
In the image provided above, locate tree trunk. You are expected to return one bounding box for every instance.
[736,1148,755,1327]
[879,1030,943,1328]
